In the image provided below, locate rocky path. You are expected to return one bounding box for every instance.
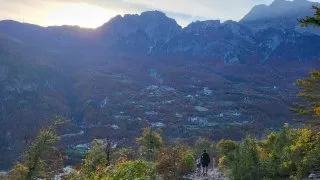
[184,168,228,180]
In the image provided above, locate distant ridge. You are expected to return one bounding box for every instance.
[241,0,319,22]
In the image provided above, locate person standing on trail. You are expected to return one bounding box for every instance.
[200,149,210,176]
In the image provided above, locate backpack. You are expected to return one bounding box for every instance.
[201,153,210,164]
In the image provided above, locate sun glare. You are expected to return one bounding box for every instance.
[44,3,118,28]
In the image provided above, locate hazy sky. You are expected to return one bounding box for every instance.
[0,0,302,28]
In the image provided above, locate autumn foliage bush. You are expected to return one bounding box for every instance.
[156,145,195,179]
[217,126,320,179]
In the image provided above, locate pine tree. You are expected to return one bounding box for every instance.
[82,139,108,179]
[231,136,261,180]
[136,128,163,160]
[8,116,65,180]
[291,7,320,127]
[291,70,320,126]
[299,6,320,27]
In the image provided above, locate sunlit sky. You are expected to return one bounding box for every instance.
[0,0,318,28]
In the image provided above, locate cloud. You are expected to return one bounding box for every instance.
[0,0,54,24]
[52,0,151,12]
[49,0,275,24]
[0,0,276,27]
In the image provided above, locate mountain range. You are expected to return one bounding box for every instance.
[0,0,319,169]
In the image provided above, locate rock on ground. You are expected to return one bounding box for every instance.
[184,169,228,180]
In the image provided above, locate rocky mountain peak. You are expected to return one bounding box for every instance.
[184,20,221,34]
[97,11,181,43]
[140,10,168,19]
[241,0,318,22]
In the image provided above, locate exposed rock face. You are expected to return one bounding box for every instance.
[100,96,108,108]
[184,20,221,34]
[148,0,320,63]
[97,11,182,55]
[151,0,320,63]
[240,0,320,36]
[241,0,316,22]
[195,106,209,112]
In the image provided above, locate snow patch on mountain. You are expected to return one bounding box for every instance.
[100,96,108,108]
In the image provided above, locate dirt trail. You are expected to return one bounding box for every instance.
[184,168,228,180]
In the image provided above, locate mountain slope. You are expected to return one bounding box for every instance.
[241,0,318,22]
[149,0,320,63]
[240,0,320,35]
[0,1,319,170]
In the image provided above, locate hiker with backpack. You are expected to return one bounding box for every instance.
[200,149,210,176]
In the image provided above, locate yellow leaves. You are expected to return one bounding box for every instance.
[217,139,237,156]
[310,71,320,79]
[266,132,276,142]
[280,160,292,171]
[298,128,312,140]
[315,106,320,117]
[218,156,228,170]
[117,156,128,164]
[156,145,195,179]
[257,146,270,160]
[110,160,157,180]
[7,163,29,180]
[290,128,314,152]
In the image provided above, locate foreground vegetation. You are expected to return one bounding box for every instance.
[215,69,320,179]
[217,125,320,179]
